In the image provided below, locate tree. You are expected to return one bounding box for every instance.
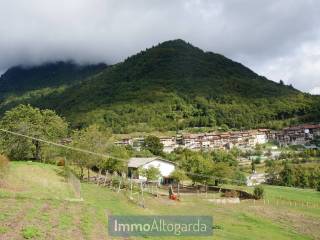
[103,145,130,174]
[181,153,214,184]
[139,166,161,181]
[296,168,308,188]
[0,105,68,160]
[253,185,264,199]
[212,162,234,185]
[211,150,238,166]
[142,136,163,155]
[316,181,320,192]
[234,171,247,186]
[280,162,293,186]
[251,161,256,173]
[265,160,280,185]
[68,125,110,179]
[170,169,189,183]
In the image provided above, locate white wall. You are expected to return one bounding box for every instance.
[139,160,175,180]
[256,134,268,144]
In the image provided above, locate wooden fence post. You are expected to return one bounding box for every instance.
[140,181,145,208]
[130,179,133,199]
[97,169,102,185]
[205,184,208,199]
[156,183,159,198]
[117,178,122,193]
[103,171,109,187]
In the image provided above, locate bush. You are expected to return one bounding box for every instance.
[56,158,65,166]
[253,185,264,199]
[21,226,40,239]
[170,169,189,183]
[316,181,320,192]
[234,171,247,186]
[222,190,239,198]
[139,166,161,181]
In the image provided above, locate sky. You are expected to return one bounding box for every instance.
[1,0,320,94]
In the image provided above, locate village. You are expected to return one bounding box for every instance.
[113,124,320,187]
[115,123,320,153]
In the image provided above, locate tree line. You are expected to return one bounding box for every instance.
[266,160,320,190]
[1,104,319,191]
[0,105,247,186]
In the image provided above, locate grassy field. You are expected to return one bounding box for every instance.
[0,161,319,240]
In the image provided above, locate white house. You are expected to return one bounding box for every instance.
[159,136,178,153]
[254,129,269,145]
[246,172,266,186]
[128,157,176,184]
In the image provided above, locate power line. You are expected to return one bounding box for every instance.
[0,128,249,184]
[0,128,123,161]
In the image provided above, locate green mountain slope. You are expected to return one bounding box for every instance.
[0,61,107,97]
[0,40,319,133]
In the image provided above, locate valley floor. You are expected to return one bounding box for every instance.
[0,161,320,240]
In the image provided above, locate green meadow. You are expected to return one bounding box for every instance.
[0,161,319,240]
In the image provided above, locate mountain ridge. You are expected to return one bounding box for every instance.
[0,61,107,98]
[0,39,318,133]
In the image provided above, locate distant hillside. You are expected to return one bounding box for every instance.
[0,61,107,98]
[0,40,319,132]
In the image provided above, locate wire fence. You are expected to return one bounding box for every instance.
[84,172,320,210]
[65,166,81,199]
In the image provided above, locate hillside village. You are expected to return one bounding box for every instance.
[115,124,320,187]
[115,123,320,153]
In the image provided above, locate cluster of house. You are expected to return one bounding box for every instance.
[272,124,320,147]
[124,124,320,187]
[116,129,270,153]
[116,124,320,153]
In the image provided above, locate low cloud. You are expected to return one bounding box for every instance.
[0,0,320,93]
[310,87,320,95]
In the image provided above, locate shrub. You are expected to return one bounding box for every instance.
[56,158,65,166]
[253,185,264,199]
[0,226,8,234]
[213,224,224,230]
[21,226,40,239]
[170,169,189,183]
[316,181,320,192]
[139,166,161,181]
[222,190,239,198]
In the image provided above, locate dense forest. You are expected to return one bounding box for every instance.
[0,61,106,97]
[0,39,319,133]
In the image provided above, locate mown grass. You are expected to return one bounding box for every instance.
[0,161,319,239]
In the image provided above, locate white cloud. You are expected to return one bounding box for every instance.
[310,87,320,95]
[254,37,320,94]
[0,0,320,93]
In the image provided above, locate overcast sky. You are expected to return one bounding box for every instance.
[1,0,320,94]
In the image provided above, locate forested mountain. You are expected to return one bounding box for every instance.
[0,61,107,98]
[0,40,319,133]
